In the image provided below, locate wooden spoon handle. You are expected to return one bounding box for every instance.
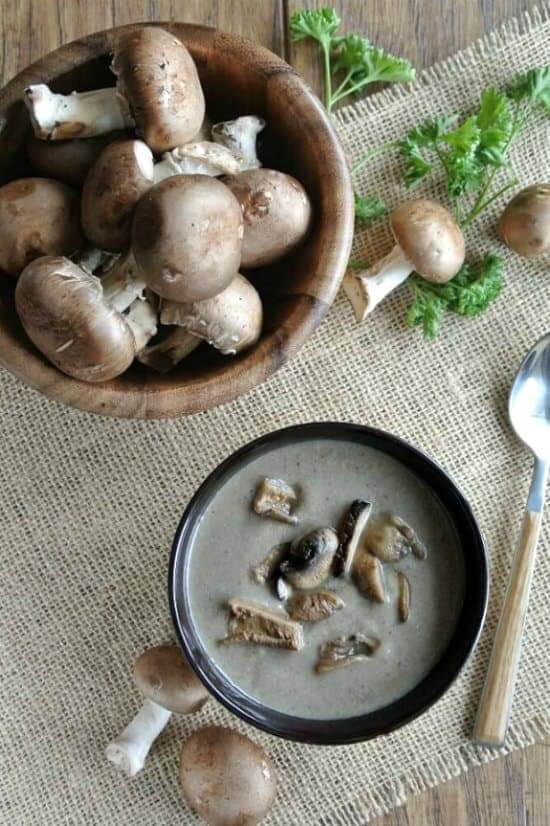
[473,508,542,747]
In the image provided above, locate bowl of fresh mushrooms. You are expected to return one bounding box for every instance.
[0,23,354,418]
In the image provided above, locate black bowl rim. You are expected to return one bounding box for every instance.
[168,422,489,745]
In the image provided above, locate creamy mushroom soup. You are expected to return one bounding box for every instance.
[187,438,465,719]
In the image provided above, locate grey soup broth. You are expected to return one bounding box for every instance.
[187,437,465,720]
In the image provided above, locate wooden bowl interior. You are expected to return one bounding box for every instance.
[0,25,353,416]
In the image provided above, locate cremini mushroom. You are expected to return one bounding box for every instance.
[353,550,387,603]
[100,250,146,312]
[287,590,345,622]
[280,527,339,590]
[73,246,120,276]
[106,644,209,777]
[364,513,428,562]
[124,296,158,353]
[112,26,205,152]
[0,178,83,277]
[250,543,290,585]
[180,726,277,826]
[137,327,200,372]
[343,199,465,320]
[251,477,299,525]
[397,571,411,622]
[25,28,205,151]
[23,84,134,140]
[211,115,265,170]
[81,139,155,251]
[222,597,304,650]
[15,256,139,382]
[225,168,312,267]
[333,499,372,577]
[497,184,550,257]
[153,141,242,182]
[160,273,262,355]
[315,633,380,674]
[26,131,130,186]
[132,175,244,302]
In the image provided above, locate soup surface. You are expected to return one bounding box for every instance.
[187,437,465,719]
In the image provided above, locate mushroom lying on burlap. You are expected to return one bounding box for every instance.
[225,168,312,267]
[343,199,465,320]
[211,115,266,170]
[25,27,205,152]
[15,256,155,382]
[0,178,83,277]
[498,184,550,257]
[106,644,209,776]
[26,130,130,187]
[132,175,244,303]
[161,273,262,355]
[81,139,155,251]
[180,726,277,826]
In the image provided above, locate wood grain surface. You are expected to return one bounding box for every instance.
[1,0,548,820]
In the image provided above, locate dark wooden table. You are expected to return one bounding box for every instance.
[2,1,548,823]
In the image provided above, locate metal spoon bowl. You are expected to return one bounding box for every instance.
[474,332,550,747]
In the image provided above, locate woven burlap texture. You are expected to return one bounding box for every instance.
[2,7,550,825]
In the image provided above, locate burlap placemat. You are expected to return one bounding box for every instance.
[2,7,550,824]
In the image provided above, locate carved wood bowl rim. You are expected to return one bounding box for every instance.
[0,22,354,419]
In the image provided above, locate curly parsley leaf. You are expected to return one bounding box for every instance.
[506,67,550,112]
[354,193,387,224]
[290,7,341,45]
[406,254,503,339]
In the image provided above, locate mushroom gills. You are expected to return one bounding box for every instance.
[353,550,387,603]
[365,513,428,562]
[222,598,304,651]
[136,327,200,373]
[287,591,345,622]
[397,571,411,623]
[252,477,299,525]
[333,498,373,577]
[211,115,265,170]
[315,633,381,673]
[153,141,242,182]
[250,542,290,584]
[280,527,339,590]
[101,252,146,312]
[24,84,134,140]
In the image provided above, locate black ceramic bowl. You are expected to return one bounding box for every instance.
[169,422,488,745]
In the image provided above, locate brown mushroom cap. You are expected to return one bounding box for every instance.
[133,644,209,714]
[0,178,83,277]
[15,256,135,382]
[26,131,130,187]
[497,184,550,257]
[225,169,312,268]
[81,139,154,251]
[112,27,205,153]
[180,726,277,826]
[390,199,465,283]
[132,175,243,302]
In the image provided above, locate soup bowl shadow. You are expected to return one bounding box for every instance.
[169,422,488,745]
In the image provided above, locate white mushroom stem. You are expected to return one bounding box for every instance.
[211,116,265,170]
[24,84,134,140]
[153,142,242,182]
[74,247,120,275]
[125,297,158,352]
[343,245,414,321]
[101,254,146,313]
[105,699,172,777]
[137,327,200,372]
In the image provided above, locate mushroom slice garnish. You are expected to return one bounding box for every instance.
[221,598,304,651]
[397,572,411,623]
[137,328,200,373]
[153,141,242,182]
[287,591,344,623]
[333,498,373,577]
[211,115,265,170]
[252,478,299,525]
[250,543,290,585]
[353,550,386,603]
[280,527,339,590]
[364,513,428,562]
[315,633,380,674]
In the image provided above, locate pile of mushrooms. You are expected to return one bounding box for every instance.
[106,642,278,826]
[1,26,312,382]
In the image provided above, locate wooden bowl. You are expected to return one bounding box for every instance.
[0,23,354,419]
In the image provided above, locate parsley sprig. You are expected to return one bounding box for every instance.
[290,8,415,113]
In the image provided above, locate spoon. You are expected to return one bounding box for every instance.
[473,333,550,747]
